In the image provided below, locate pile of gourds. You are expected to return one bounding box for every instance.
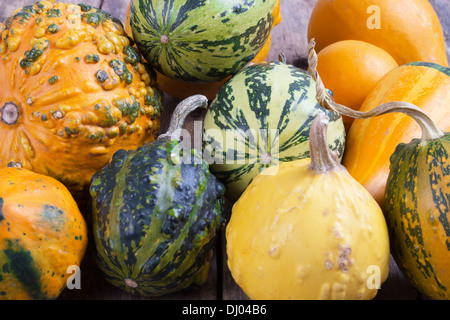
[0,0,449,301]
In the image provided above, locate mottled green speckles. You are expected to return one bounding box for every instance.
[109,59,133,85]
[85,53,100,64]
[42,204,64,220]
[78,4,94,12]
[113,96,141,124]
[96,70,109,83]
[48,76,59,85]
[3,240,42,299]
[123,46,140,67]
[46,8,61,18]
[47,23,59,34]
[20,38,49,70]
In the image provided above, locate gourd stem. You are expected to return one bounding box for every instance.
[307,39,445,141]
[158,94,209,141]
[309,112,344,174]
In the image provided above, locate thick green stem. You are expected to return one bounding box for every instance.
[307,39,445,141]
[158,94,208,141]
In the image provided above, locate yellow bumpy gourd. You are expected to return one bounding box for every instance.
[226,113,390,300]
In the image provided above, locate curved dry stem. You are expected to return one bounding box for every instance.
[309,112,344,174]
[307,39,444,141]
[158,94,209,141]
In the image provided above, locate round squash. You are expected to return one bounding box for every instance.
[0,2,163,198]
[90,95,225,296]
[128,0,279,83]
[315,40,398,131]
[383,106,450,300]
[342,62,450,206]
[226,113,390,300]
[0,166,88,300]
[125,0,281,100]
[202,61,346,202]
[307,0,449,67]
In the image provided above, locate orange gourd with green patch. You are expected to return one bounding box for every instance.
[0,167,88,300]
[0,1,163,198]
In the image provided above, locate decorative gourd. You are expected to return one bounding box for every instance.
[202,60,346,202]
[90,95,225,296]
[226,112,390,300]
[125,0,281,100]
[308,39,450,206]
[342,62,450,205]
[315,40,398,131]
[128,0,279,83]
[310,42,450,298]
[0,2,163,198]
[383,106,450,300]
[0,166,88,300]
[307,0,449,67]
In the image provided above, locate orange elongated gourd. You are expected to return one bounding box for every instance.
[343,62,450,206]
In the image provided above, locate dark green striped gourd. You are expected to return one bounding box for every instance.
[202,60,346,202]
[383,106,450,300]
[128,0,277,83]
[90,95,225,296]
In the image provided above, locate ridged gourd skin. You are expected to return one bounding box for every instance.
[384,134,450,300]
[0,1,163,197]
[202,61,346,202]
[128,0,278,83]
[90,138,225,296]
[226,115,390,300]
[0,167,88,300]
[136,0,282,101]
[307,0,449,67]
[343,62,450,206]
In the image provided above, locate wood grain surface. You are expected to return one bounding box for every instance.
[1,0,449,301]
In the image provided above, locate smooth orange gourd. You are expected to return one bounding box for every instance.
[0,1,163,198]
[343,62,450,206]
[125,0,282,100]
[308,0,449,67]
[316,40,398,131]
[0,167,88,300]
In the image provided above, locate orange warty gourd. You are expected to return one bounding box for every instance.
[125,0,282,100]
[0,1,163,198]
[307,0,449,67]
[0,167,88,300]
[316,40,398,131]
[343,62,450,206]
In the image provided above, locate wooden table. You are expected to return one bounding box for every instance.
[1,0,449,301]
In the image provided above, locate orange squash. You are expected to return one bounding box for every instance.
[0,167,88,300]
[307,0,449,67]
[316,40,398,131]
[0,2,163,198]
[342,62,450,206]
[125,0,282,100]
